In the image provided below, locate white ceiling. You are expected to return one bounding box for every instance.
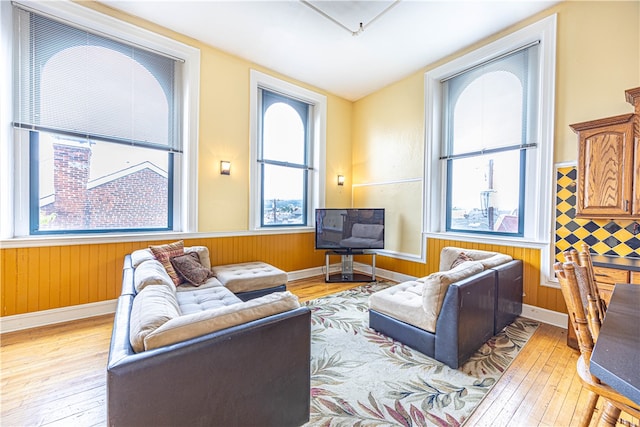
[100,0,559,101]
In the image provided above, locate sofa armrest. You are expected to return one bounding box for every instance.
[491,259,523,334]
[120,255,136,296]
[107,304,311,427]
[434,269,495,369]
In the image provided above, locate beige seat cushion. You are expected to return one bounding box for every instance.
[421,260,484,332]
[176,286,242,315]
[175,276,224,292]
[368,281,429,330]
[144,291,301,351]
[129,284,181,353]
[211,262,288,293]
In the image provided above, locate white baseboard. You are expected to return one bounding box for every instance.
[522,303,567,329]
[0,266,567,333]
[287,266,326,281]
[291,262,416,284]
[353,262,415,283]
[0,299,118,334]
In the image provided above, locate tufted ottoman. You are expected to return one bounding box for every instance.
[211,261,288,301]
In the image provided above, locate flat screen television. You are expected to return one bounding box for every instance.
[315,208,385,252]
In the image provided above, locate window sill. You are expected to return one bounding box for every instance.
[1,227,315,249]
[251,226,315,233]
[424,231,549,250]
[0,231,193,249]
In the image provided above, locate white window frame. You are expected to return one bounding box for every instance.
[424,15,556,247]
[1,0,200,240]
[249,70,326,231]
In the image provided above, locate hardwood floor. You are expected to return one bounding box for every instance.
[0,277,635,426]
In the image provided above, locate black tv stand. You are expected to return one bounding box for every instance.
[325,250,376,283]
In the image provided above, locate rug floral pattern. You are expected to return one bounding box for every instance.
[303,282,539,427]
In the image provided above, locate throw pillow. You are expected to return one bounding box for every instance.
[149,240,185,286]
[170,252,213,286]
[450,252,473,269]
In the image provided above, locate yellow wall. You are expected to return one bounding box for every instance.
[351,73,425,255]
[554,1,639,162]
[351,0,639,313]
[2,1,638,318]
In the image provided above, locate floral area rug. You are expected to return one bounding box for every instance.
[303,282,539,427]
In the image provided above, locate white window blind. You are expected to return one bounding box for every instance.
[13,7,179,150]
[442,45,539,159]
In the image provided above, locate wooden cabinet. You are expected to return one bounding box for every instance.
[570,114,637,218]
[627,88,640,216]
[569,87,640,219]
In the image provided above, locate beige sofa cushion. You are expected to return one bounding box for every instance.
[368,281,429,330]
[134,260,175,293]
[439,247,511,271]
[144,291,300,351]
[131,248,155,268]
[420,260,485,332]
[129,284,181,353]
[478,253,513,269]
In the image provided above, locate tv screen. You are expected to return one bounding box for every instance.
[315,208,385,251]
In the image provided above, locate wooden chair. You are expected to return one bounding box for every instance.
[564,244,606,340]
[554,261,640,427]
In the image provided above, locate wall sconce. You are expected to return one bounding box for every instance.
[220,161,231,175]
[337,175,345,186]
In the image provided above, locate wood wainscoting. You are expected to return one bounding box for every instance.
[1,234,567,320]
[0,232,324,317]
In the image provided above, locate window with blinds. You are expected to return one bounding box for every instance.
[442,44,539,236]
[258,89,311,227]
[13,6,180,234]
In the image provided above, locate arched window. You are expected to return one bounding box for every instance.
[14,8,180,234]
[259,90,310,226]
[442,46,538,236]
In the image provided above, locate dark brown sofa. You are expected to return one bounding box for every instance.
[107,254,311,426]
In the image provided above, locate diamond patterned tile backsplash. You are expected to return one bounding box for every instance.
[555,165,640,262]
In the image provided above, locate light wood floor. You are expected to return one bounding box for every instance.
[0,277,634,426]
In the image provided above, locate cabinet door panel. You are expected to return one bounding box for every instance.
[631,271,640,284]
[571,113,636,219]
[634,136,640,215]
[578,127,634,216]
